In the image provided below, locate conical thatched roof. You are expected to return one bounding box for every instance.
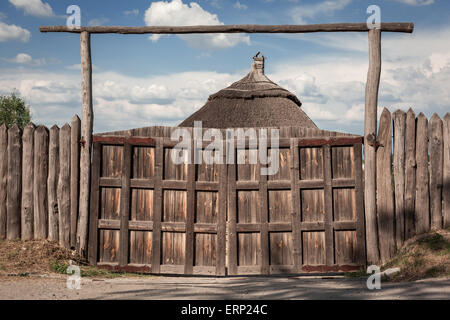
[179,52,317,129]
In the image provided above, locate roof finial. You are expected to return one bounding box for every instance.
[252,51,265,74]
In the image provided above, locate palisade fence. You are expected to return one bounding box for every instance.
[0,116,81,250]
[0,108,449,269]
[375,108,450,264]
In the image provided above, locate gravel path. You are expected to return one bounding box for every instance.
[0,275,449,300]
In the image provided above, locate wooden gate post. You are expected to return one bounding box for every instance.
[364,29,381,264]
[77,31,94,258]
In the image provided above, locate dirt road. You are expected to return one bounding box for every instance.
[0,275,449,300]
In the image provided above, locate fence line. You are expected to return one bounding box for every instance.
[0,117,81,250]
[0,110,448,268]
[377,108,450,262]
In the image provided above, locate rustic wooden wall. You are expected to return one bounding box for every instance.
[0,118,80,249]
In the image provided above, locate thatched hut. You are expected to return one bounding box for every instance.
[179,52,317,129]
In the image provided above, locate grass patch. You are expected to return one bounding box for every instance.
[51,260,69,274]
[344,267,368,278]
[382,230,450,282]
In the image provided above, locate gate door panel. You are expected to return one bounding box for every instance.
[89,135,227,276]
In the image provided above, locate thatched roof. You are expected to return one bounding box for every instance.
[179,52,317,129]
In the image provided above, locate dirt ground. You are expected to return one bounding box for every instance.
[0,274,449,300]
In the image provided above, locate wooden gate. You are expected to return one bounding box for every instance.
[88,133,365,275]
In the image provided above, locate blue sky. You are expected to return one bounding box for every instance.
[0,0,449,134]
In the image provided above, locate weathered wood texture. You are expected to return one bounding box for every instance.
[0,125,7,239]
[70,115,81,248]
[47,125,59,241]
[443,114,450,228]
[39,23,414,34]
[376,108,395,262]
[77,31,93,258]
[21,123,35,240]
[429,114,443,230]
[393,110,406,248]
[415,113,430,234]
[58,124,71,248]
[404,109,416,240]
[364,29,381,264]
[90,129,365,275]
[34,126,48,239]
[6,125,22,239]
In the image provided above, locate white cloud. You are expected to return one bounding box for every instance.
[8,0,54,18]
[4,53,45,66]
[393,0,434,6]
[234,2,248,10]
[290,0,352,24]
[1,26,449,135]
[88,18,109,26]
[144,0,250,49]
[124,9,139,16]
[0,21,30,42]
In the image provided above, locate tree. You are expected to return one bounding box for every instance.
[0,91,31,129]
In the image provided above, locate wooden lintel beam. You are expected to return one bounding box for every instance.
[39,23,414,34]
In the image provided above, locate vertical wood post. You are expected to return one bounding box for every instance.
[77,31,94,257]
[48,125,59,241]
[21,123,35,240]
[404,109,416,239]
[0,125,7,239]
[70,115,81,248]
[429,114,443,230]
[393,110,406,248]
[376,108,396,262]
[415,113,430,234]
[443,113,450,228]
[7,125,22,240]
[58,123,71,248]
[88,142,101,265]
[34,126,48,239]
[364,29,381,264]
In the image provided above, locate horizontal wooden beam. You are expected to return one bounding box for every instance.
[39,23,414,34]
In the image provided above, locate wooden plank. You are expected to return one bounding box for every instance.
[184,138,195,275]
[404,108,416,239]
[47,125,59,242]
[227,146,238,275]
[77,31,93,258]
[393,110,406,248]
[70,115,81,248]
[415,113,430,234]
[0,125,7,239]
[322,145,334,266]
[259,158,269,275]
[429,114,443,230]
[33,126,48,239]
[290,137,302,272]
[151,138,163,273]
[21,123,35,240]
[443,113,450,228]
[58,123,71,248]
[119,143,131,266]
[216,139,227,276]
[376,108,396,262]
[364,29,381,264]
[353,143,366,266]
[39,22,415,34]
[88,142,101,264]
[6,125,22,240]
[93,135,156,146]
[98,219,120,230]
[297,136,363,147]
